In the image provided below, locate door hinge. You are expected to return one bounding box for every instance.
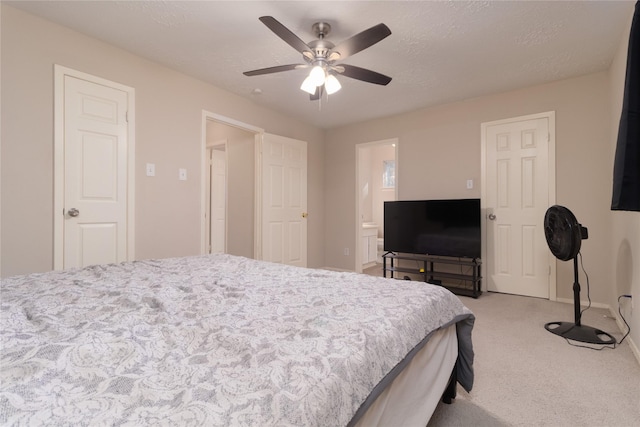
[126,111,129,123]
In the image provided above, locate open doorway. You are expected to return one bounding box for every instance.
[205,140,227,254]
[200,112,308,267]
[355,138,399,273]
[201,112,262,259]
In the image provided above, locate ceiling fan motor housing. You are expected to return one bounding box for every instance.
[307,40,334,61]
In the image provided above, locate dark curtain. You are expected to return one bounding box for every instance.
[612,1,640,212]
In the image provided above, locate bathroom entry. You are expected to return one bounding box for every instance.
[355,138,398,273]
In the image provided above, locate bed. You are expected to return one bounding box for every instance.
[1,254,474,426]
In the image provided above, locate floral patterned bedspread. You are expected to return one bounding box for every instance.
[1,254,474,426]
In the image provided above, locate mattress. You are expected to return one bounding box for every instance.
[352,325,458,426]
[1,254,474,426]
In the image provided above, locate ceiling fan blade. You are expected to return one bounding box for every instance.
[243,64,306,76]
[310,85,324,101]
[259,16,312,55]
[331,23,391,60]
[338,64,392,85]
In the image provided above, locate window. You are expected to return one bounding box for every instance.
[383,160,395,188]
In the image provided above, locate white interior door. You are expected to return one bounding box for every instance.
[482,112,555,298]
[261,133,307,267]
[209,145,227,254]
[55,67,134,270]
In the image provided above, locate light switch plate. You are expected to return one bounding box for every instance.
[146,163,155,177]
[179,168,187,181]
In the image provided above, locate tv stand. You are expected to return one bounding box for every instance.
[382,252,482,298]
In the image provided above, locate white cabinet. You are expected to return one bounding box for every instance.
[361,226,378,266]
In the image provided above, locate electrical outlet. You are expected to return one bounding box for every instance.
[179,168,187,181]
[466,179,473,189]
[343,247,349,256]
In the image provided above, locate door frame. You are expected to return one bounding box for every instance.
[355,138,399,273]
[480,111,556,300]
[200,111,263,256]
[53,65,136,270]
[205,139,228,254]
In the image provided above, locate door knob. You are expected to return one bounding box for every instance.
[301,212,308,218]
[67,208,80,217]
[488,213,496,221]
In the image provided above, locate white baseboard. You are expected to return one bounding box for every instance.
[609,306,640,367]
[628,337,640,367]
[556,297,609,310]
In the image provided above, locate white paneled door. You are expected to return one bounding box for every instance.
[261,133,307,267]
[483,112,555,298]
[56,68,134,269]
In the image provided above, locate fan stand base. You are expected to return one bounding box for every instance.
[545,321,617,345]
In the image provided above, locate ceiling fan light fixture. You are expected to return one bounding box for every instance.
[309,65,326,86]
[325,74,341,94]
[300,76,317,94]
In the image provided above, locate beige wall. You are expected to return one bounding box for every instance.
[0,5,325,276]
[608,9,640,355]
[326,72,613,304]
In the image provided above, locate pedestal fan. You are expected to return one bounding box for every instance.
[543,205,616,345]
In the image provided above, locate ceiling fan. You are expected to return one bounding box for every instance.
[243,16,392,100]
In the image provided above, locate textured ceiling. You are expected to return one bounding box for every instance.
[7,1,635,129]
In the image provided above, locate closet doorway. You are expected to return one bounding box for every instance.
[201,112,308,267]
[355,138,398,273]
[205,140,227,254]
[202,113,261,259]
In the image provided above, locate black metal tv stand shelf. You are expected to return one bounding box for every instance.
[382,252,482,298]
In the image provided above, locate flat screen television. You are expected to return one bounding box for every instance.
[384,199,481,259]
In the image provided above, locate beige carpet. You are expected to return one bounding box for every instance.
[432,293,640,426]
[364,264,640,426]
